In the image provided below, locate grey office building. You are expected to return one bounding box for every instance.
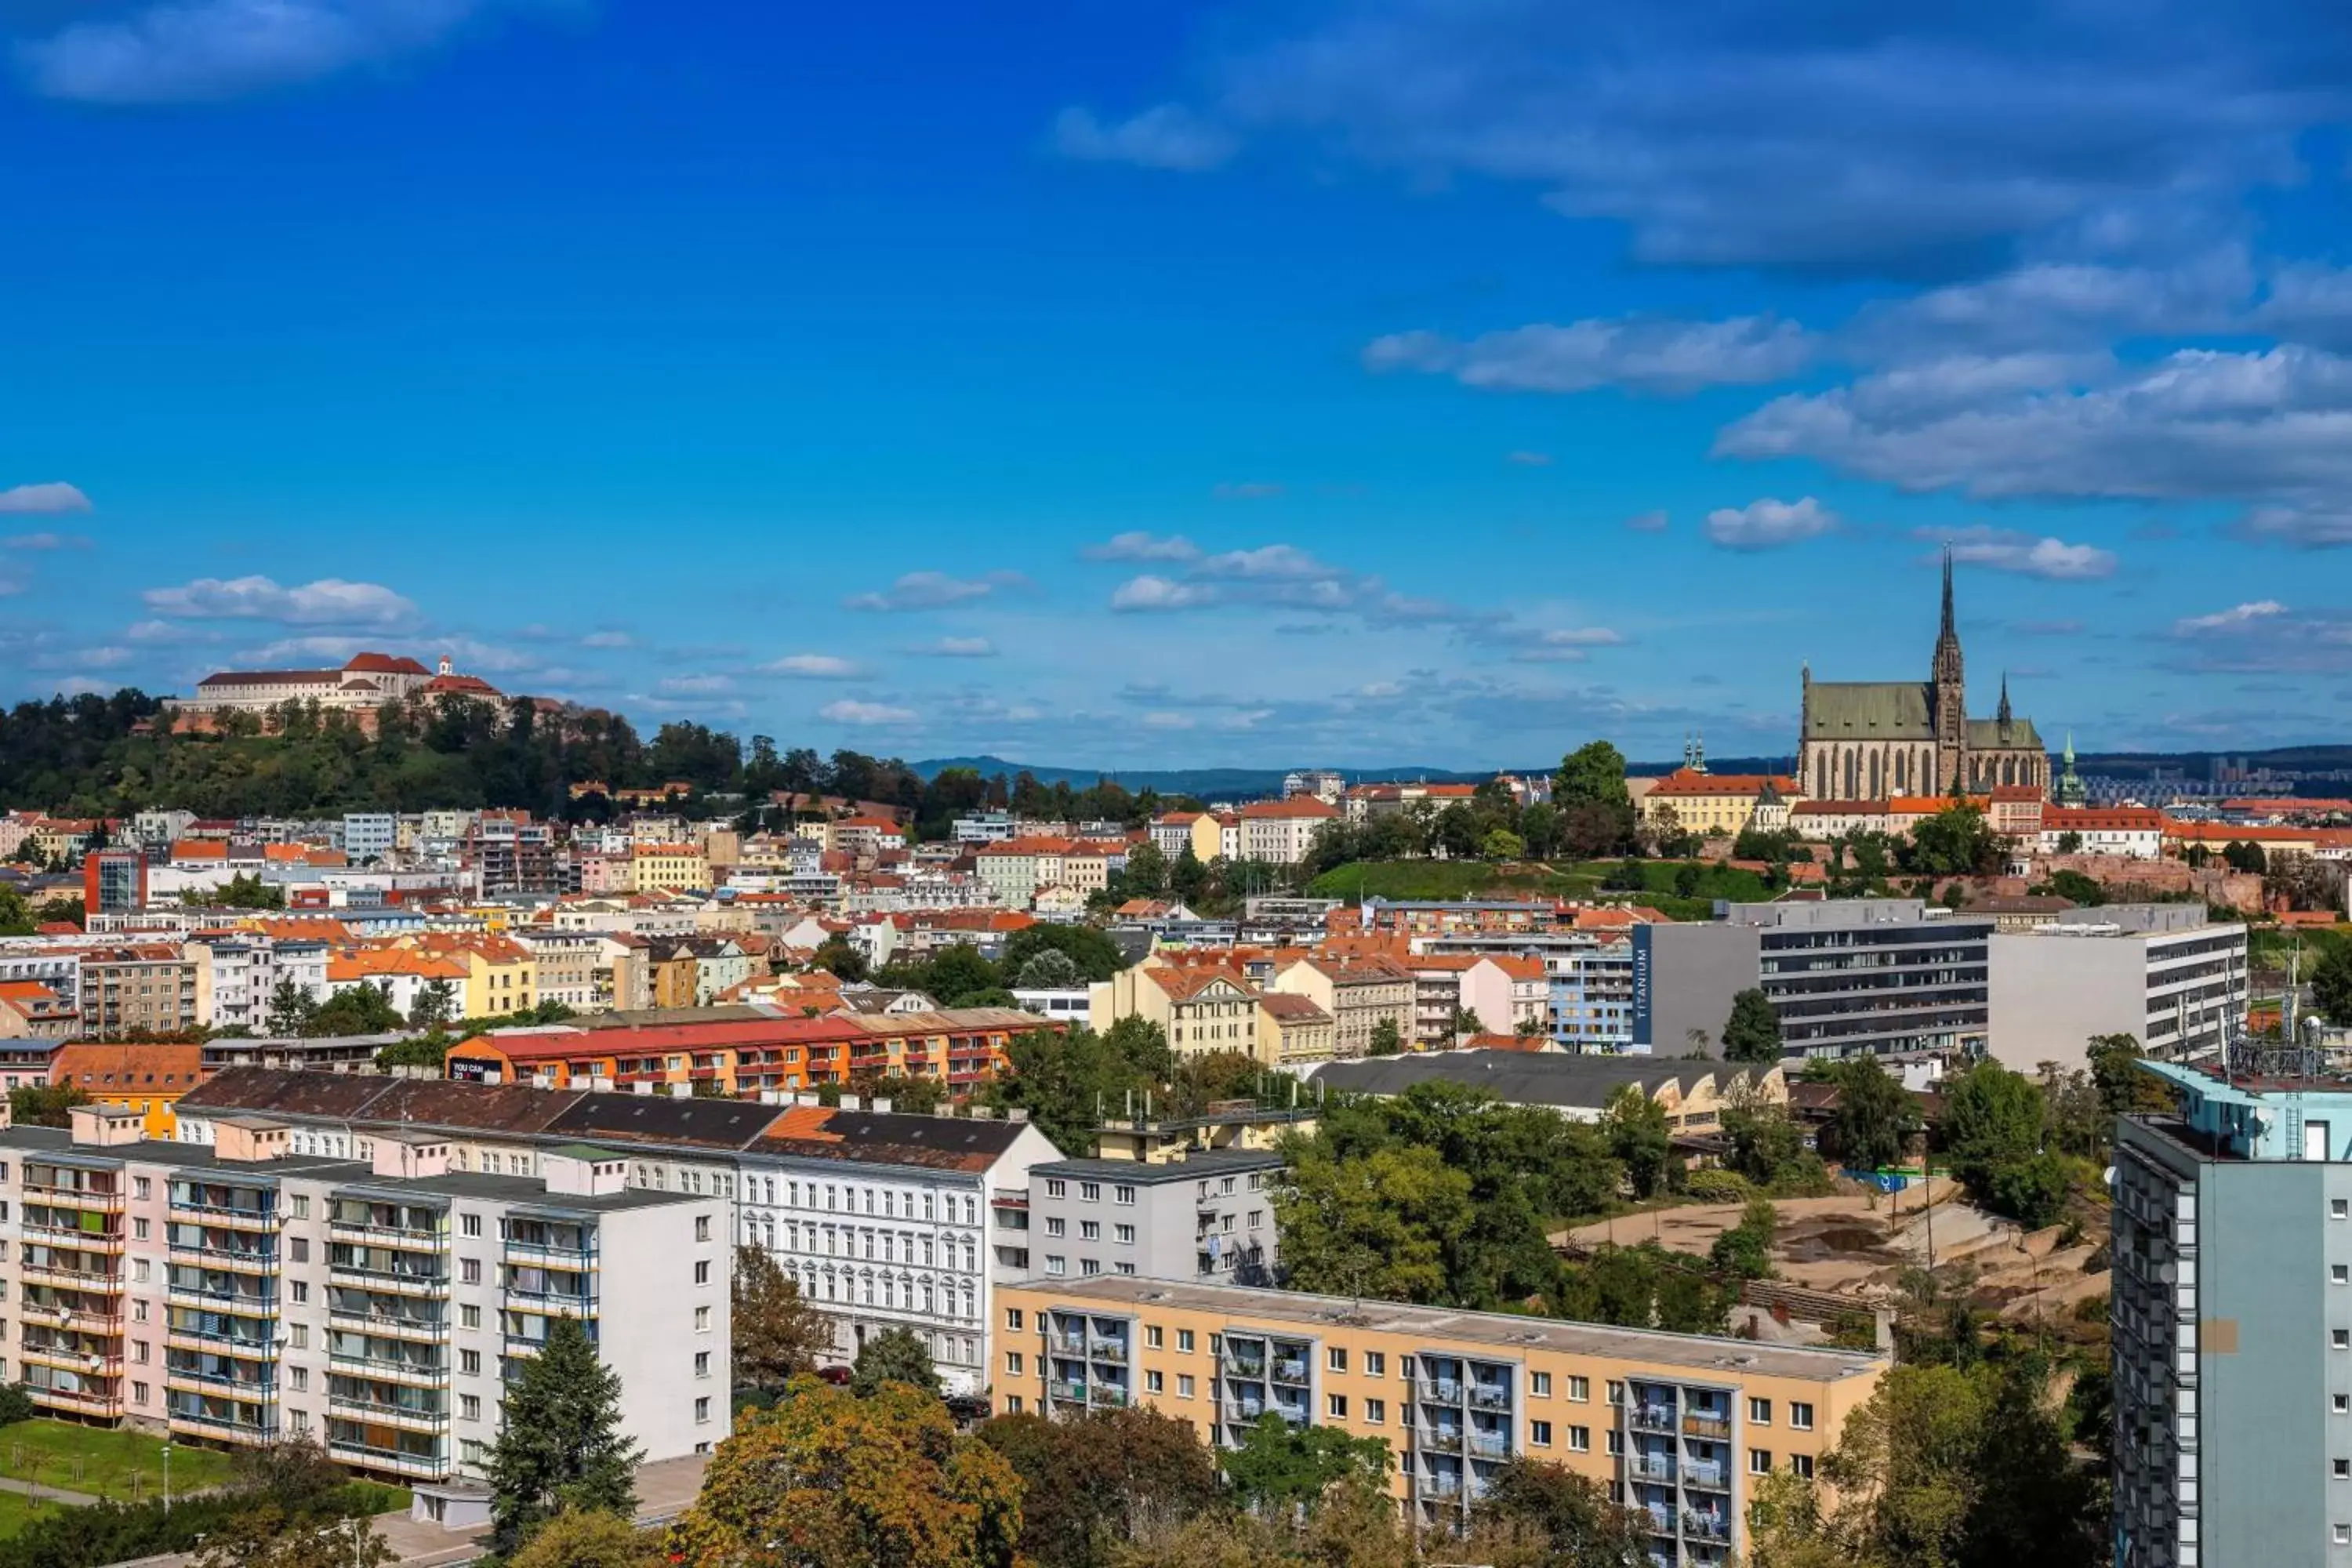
[2113,1062,2352,1568]
[1634,899,1990,1061]
[1988,906,2249,1075]
[1028,1151,1280,1286]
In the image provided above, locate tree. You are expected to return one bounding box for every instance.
[1707,1196,1778,1282]
[1273,1145,1472,1302]
[2223,838,2268,873]
[8,1083,88,1128]
[811,935,868,983]
[924,942,1004,1006]
[2315,943,2352,1028]
[1014,949,1083,990]
[1601,1084,1671,1200]
[2053,829,2084,853]
[1718,1088,1831,1195]
[1482,828,1526,862]
[732,1247,837,1392]
[306,983,402,1038]
[1469,1456,1652,1567]
[1904,804,2002,877]
[2033,868,2105,906]
[1446,1005,1487,1040]
[1719,988,1783,1065]
[2088,1033,2173,1116]
[1367,1018,1402,1057]
[1553,742,1638,858]
[1942,1062,2045,1191]
[1824,1058,1917,1172]
[408,978,457,1032]
[1221,1413,1390,1513]
[668,1378,1022,1568]
[485,1316,643,1555]
[193,1509,392,1568]
[263,978,319,1038]
[999,924,1125,984]
[508,1509,662,1568]
[851,1324,942,1398]
[977,1408,1222,1568]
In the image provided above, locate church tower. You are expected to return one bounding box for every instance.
[1930,546,1967,791]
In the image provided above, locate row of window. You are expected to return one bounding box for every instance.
[743,1176,978,1224]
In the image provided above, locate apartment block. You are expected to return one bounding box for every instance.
[998,1277,1885,1564]
[1988,906,2248,1073]
[1025,1150,1281,1287]
[2111,1062,2352,1568]
[76,945,201,1040]
[0,1104,725,1479]
[1635,899,1991,1060]
[187,932,330,1033]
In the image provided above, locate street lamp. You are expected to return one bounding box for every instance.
[162,1441,172,1512]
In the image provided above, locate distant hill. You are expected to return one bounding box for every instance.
[908,753,1801,797]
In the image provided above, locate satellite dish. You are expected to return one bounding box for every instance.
[2103,1166,2117,1188]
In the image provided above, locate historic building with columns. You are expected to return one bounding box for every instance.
[1798,551,2049,802]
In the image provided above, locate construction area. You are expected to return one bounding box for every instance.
[1558,1178,2111,1345]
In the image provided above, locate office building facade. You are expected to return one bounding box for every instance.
[1987,906,2249,1073]
[1025,1150,1281,1287]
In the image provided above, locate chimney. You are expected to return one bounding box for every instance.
[633,1080,655,1096]
[793,1092,820,1108]
[968,1105,995,1120]
[871,1097,893,1115]
[1007,1108,1029,1123]
[837,1094,861,1112]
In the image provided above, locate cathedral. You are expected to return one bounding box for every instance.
[1798,550,2049,802]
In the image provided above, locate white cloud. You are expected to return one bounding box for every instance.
[658,673,736,695]
[1703,496,1838,550]
[759,654,861,679]
[233,634,379,664]
[2236,504,2352,549]
[845,571,1023,612]
[0,482,92,514]
[125,619,215,644]
[1197,544,1336,580]
[1933,525,2118,581]
[1624,510,1669,532]
[579,630,634,648]
[1365,315,1815,396]
[2,532,90,550]
[19,0,505,104]
[1212,481,1284,499]
[1083,532,1201,563]
[1142,711,1196,730]
[1112,575,1219,612]
[1052,103,1237,172]
[821,699,918,726]
[142,574,418,627]
[2173,601,2288,636]
[920,637,998,658]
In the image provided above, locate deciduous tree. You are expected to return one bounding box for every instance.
[851,1324,942,1398]
[1719,988,1784,1065]
[732,1246,837,1392]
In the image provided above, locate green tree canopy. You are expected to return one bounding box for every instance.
[1824,1058,1918,1173]
[732,1245,837,1393]
[1220,1413,1390,1514]
[976,1407,1222,1568]
[851,1325,943,1399]
[485,1316,643,1555]
[1601,1083,1671,1200]
[1719,988,1784,1065]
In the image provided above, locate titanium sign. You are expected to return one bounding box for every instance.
[1630,922,1653,1048]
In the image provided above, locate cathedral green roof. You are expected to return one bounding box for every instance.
[1966,717,2044,750]
[1802,681,1933,741]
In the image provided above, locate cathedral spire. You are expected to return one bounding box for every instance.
[1998,670,2012,726]
[1940,543,1955,643]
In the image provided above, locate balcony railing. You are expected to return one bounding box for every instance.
[1420,1430,1463,1454]
[1684,1463,1729,1491]
[169,1200,274,1229]
[1420,1381,1463,1403]
[1468,1435,1509,1458]
[168,1245,278,1275]
[1415,1478,1464,1501]
[327,1308,445,1342]
[328,1218,445,1246]
[328,1352,450,1386]
[1270,1359,1309,1385]
[503,1239,599,1267]
[327,1439,445,1479]
[33,1385,123,1418]
[27,1183,125,1212]
[21,1261,123,1291]
[1682,1512,1732,1542]
[1088,1386,1129,1409]
[1222,1354,1267,1377]
[167,1327,278,1358]
[1630,1406,1679,1434]
[1469,1385,1511,1410]
[20,1303,120,1332]
[20,1345,124,1377]
[166,1367,276,1396]
[1090,1340,1127,1363]
[24,1221,127,1252]
[1051,1381,1090,1402]
[1683,1414,1732,1440]
[328,1393,450,1431]
[326,1265,448,1297]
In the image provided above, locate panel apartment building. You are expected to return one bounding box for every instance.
[0,1104,724,1480]
[1000,1277,1886,1568]
[1634,899,1991,1060]
[1021,1150,1283,1287]
[2112,1062,2352,1568]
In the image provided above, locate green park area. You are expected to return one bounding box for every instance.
[0,1421,234,1537]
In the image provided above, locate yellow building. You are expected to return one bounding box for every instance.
[1090,960,1272,1063]
[1641,768,1802,840]
[630,842,712,894]
[999,1277,1886,1559]
[45,1041,204,1138]
[1256,992,1337,1067]
[391,933,537,1018]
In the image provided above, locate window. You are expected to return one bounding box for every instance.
[1004,1396,1023,1415]
[1790,1402,1814,1431]
[2339,1459,2352,1480]
[1046,1256,1067,1276]
[1606,1381,1624,1406]
[2339,1395,2351,1415]
[695,1260,711,1285]
[1178,1330,1196,1353]
[133,1340,149,1364]
[1007,1352,1024,1375]
[1751,1449,1773,1475]
[291,1324,308,1349]
[1749,1397,1773,1425]
[1080,1182,1101,1202]
[695,1306,711,1331]
[1045,1218,1066,1237]
[1178,1374,1196,1399]
[695,1351,711,1378]
[132,1381,147,1405]
[1045,1180,1065,1199]
[132,1217,148,1240]
[289,1367,307,1391]
[1570,1426,1590,1453]
[1367,1398,1386,1425]
[1146,1326,1163,1350]
[1081,1259,1102,1276]
[1327,1395,1348,1419]
[1529,1370,1550,1397]
[1530,1419,1552,1446]
[2338,1265,2351,1286]
[461,1305,481,1329]
[1115,1185,1136,1205]
[460,1349,481,1375]
[1364,1351,1385,1377]
[695,1214,711,1243]
[134,1177,151,1200]
[462,1214,482,1237]
[695,1396,712,1425]
[1606,1431,1624,1457]
[1080,1221,1101,1241]
[2338,1524,2352,1546]
[1568,1376,1589,1402]
[2336,1330,2350,1351]
[1147,1370,1164,1394]
[1329,1347,1348,1373]
[461,1258,482,1285]
[1115,1224,1136,1245]
[463,1394,482,1420]
[1791,1454,1815,1479]
[1007,1308,1025,1332]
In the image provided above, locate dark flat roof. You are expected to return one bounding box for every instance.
[1033,1149,1283,1184]
[1309,1049,1755,1109]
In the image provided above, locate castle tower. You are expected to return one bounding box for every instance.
[1930,546,1967,791]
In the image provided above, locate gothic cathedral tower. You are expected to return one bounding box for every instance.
[1930,546,1966,792]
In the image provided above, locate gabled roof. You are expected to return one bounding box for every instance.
[1802,680,1933,741]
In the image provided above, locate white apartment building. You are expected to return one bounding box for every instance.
[187,934,330,1031]
[1236,798,1339,866]
[343,813,398,865]
[736,1101,1062,1394]
[2038,806,2165,859]
[0,1105,724,1478]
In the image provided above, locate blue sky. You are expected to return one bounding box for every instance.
[5,0,2352,768]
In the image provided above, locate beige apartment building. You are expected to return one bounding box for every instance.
[998,1277,1886,1566]
[1272,955,1414,1060]
[1255,993,1337,1067]
[1091,963,1270,1063]
[78,946,201,1040]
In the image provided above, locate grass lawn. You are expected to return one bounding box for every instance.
[0,1419,234,1504]
[0,1489,59,1541]
[1305,860,1603,902]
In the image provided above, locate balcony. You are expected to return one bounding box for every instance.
[328,1308,445,1343]
[168,1245,278,1276]
[24,1221,127,1253]
[167,1327,278,1359]
[1270,1359,1309,1385]
[328,1352,450,1388]
[1415,1477,1464,1501]
[328,1439,446,1479]
[1629,1456,1676,1483]
[1090,1340,1128,1363]
[1420,1429,1464,1454]
[1682,1414,1732,1440]
[1087,1386,1129,1409]
[166,1367,276,1396]
[20,1302,119,1333]
[34,1385,124,1419]
[1419,1381,1462,1403]
[1469,1385,1511,1410]
[170,1200,274,1231]
[20,1345,123,1377]
[1682,1512,1732,1543]
[503,1239,598,1269]
[1222,1353,1267,1378]
[1051,1381,1090,1403]
[1468,1434,1508,1459]
[1684,1462,1729,1492]
[326,1265,448,1298]
[21,1261,122,1294]
[167,1283,275,1313]
[328,1394,450,1433]
[329,1221,444,1249]
[1221,1399,1266,1422]
[1630,1406,1679,1435]
[27,1182,124,1213]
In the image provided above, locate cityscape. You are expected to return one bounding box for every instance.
[6,5,2352,1568]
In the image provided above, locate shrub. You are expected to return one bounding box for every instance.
[1680,1169,1755,1204]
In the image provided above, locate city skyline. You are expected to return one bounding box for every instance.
[6,2,2352,764]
